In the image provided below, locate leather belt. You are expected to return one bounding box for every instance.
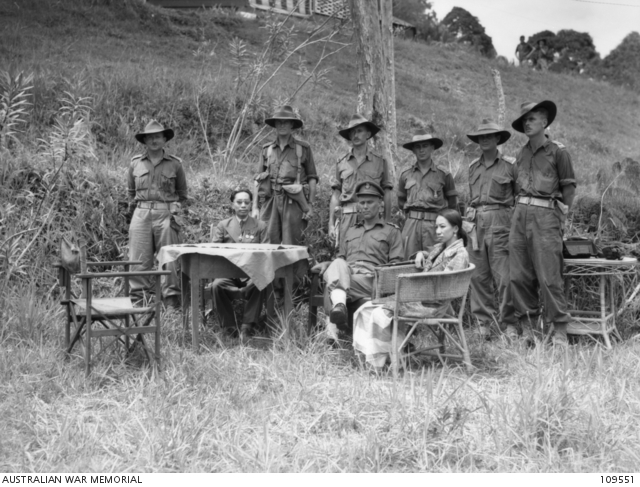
[341,202,359,214]
[137,201,172,210]
[475,204,510,212]
[516,196,555,209]
[407,210,438,220]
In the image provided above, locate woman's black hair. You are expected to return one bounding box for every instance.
[230,188,252,202]
[437,208,468,247]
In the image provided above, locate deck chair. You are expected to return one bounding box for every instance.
[372,263,476,376]
[55,256,170,376]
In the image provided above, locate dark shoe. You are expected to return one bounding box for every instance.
[164,295,181,311]
[329,303,348,330]
[477,325,493,341]
[504,325,519,339]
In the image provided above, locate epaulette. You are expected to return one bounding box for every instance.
[551,140,566,150]
[386,222,400,229]
[435,164,451,175]
[131,154,144,161]
[502,155,516,164]
[336,152,349,164]
[469,156,481,167]
[354,221,365,227]
[399,166,414,177]
[368,150,382,160]
[167,154,182,163]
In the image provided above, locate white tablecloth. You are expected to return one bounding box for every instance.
[157,243,309,290]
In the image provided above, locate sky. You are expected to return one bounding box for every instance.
[430,0,640,60]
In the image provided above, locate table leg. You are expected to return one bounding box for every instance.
[191,257,201,352]
[601,275,612,349]
[609,275,622,342]
[181,264,190,333]
[283,264,294,340]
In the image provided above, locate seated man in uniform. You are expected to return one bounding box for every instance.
[209,189,268,344]
[311,181,404,341]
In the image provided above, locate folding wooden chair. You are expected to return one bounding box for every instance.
[372,263,476,376]
[55,259,170,376]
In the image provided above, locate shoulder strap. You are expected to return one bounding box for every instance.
[266,145,273,166]
[295,143,303,185]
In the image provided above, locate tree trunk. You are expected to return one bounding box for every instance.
[491,68,506,127]
[349,0,397,179]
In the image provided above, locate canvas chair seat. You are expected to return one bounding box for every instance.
[71,297,154,317]
[374,296,444,319]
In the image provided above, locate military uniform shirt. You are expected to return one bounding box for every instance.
[211,216,267,244]
[338,221,404,266]
[259,136,318,186]
[516,137,576,200]
[468,154,518,207]
[397,163,457,211]
[127,151,187,202]
[331,150,393,203]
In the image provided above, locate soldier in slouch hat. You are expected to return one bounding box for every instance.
[127,120,188,309]
[465,119,517,339]
[252,105,317,246]
[397,129,458,260]
[329,114,393,249]
[509,101,576,346]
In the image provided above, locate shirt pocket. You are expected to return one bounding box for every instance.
[489,175,512,200]
[370,232,389,256]
[362,162,383,181]
[160,169,177,195]
[426,179,445,204]
[532,153,558,195]
[279,153,300,182]
[133,167,150,191]
[339,166,356,194]
[533,168,558,195]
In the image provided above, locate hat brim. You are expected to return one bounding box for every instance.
[466,130,511,145]
[355,191,384,198]
[339,121,381,141]
[265,117,303,129]
[511,100,557,133]
[402,138,444,151]
[135,128,174,144]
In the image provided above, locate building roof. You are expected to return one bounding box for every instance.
[148,0,247,7]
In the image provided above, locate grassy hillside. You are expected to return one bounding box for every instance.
[2,0,640,473]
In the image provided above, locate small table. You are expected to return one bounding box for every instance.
[158,243,309,350]
[564,256,638,348]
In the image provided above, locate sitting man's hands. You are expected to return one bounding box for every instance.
[311,261,331,275]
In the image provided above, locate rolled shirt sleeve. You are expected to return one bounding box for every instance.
[387,226,405,264]
[443,172,458,197]
[175,164,188,202]
[331,157,343,191]
[556,148,576,188]
[380,157,394,190]
[396,170,408,210]
[303,145,318,183]
[127,164,136,200]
